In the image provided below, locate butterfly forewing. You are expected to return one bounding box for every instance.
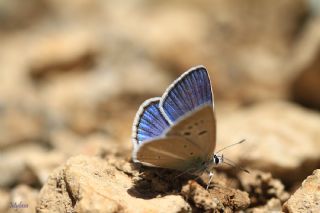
[160,66,213,123]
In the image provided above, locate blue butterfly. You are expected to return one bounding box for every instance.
[132,66,242,189]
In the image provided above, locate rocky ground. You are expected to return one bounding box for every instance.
[0,0,320,212]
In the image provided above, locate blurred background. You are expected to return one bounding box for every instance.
[0,0,320,211]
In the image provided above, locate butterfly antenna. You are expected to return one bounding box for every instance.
[223,157,249,173]
[215,139,246,154]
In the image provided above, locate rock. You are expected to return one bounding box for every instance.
[0,105,46,149]
[291,18,320,110]
[28,29,98,82]
[0,144,42,187]
[217,101,320,185]
[247,198,282,213]
[209,186,250,212]
[292,59,320,110]
[37,155,191,213]
[48,130,84,156]
[26,150,66,185]
[0,0,48,31]
[37,155,252,212]
[283,169,320,213]
[49,130,130,160]
[0,144,65,187]
[0,33,41,112]
[238,170,289,206]
[0,189,10,212]
[8,185,38,213]
[136,0,310,102]
[181,178,250,212]
[181,180,223,211]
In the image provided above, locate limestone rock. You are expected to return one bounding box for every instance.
[238,170,289,206]
[28,29,98,81]
[283,169,320,213]
[217,101,320,184]
[0,0,48,31]
[0,105,46,149]
[291,18,320,110]
[181,177,250,212]
[181,180,223,211]
[0,144,65,187]
[0,189,10,212]
[140,0,309,102]
[37,155,190,213]
[8,185,38,213]
[247,198,282,213]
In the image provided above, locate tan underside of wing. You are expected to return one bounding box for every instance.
[134,136,205,171]
[166,105,216,160]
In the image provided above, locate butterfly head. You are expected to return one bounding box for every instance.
[212,154,223,166]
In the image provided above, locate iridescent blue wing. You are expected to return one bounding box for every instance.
[160,66,213,123]
[133,105,216,169]
[132,98,170,147]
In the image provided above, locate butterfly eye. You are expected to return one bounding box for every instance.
[214,156,220,164]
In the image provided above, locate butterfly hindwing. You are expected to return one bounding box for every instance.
[133,136,205,171]
[165,104,216,160]
[132,98,170,147]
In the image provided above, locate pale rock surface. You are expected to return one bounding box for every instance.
[37,155,191,213]
[291,18,320,109]
[124,0,309,102]
[0,105,46,149]
[181,180,222,211]
[238,170,289,205]
[8,185,38,213]
[0,189,10,212]
[217,101,320,184]
[283,169,320,212]
[247,198,282,213]
[0,144,65,187]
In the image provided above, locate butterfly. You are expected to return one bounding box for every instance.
[131,65,245,189]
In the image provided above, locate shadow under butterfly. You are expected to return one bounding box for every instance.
[132,65,248,190]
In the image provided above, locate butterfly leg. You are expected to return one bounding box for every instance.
[206,171,214,190]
